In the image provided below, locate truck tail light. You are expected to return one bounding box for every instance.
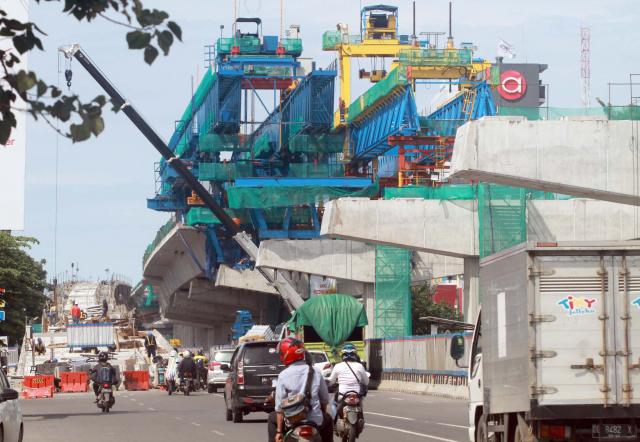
[540,424,570,440]
[237,361,244,385]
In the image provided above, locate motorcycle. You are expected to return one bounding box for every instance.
[179,374,194,396]
[284,423,322,442]
[335,391,365,442]
[97,381,115,413]
[166,378,176,395]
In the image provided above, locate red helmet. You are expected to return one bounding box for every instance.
[278,337,305,366]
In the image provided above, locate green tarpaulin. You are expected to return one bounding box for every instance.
[288,294,368,348]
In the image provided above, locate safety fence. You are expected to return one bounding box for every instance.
[67,323,115,348]
[367,333,472,385]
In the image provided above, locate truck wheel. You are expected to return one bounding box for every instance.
[232,407,243,423]
[208,384,216,394]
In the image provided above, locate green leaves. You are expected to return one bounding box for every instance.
[126,30,151,49]
[144,45,158,64]
[0,0,182,144]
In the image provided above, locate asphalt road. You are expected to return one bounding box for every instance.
[21,388,469,442]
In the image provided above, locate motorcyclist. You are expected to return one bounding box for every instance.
[268,337,333,442]
[165,349,180,392]
[177,350,197,387]
[90,351,118,402]
[328,343,369,419]
[193,349,209,388]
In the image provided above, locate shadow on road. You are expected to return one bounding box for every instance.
[23,410,146,421]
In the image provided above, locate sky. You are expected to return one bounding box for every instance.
[19,0,640,283]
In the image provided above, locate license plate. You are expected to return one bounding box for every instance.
[592,423,637,440]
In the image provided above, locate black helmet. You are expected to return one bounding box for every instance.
[98,351,109,362]
[198,349,204,356]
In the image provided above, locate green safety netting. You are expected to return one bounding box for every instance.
[288,134,345,153]
[199,162,253,181]
[322,30,341,50]
[348,66,409,123]
[288,294,368,348]
[217,38,234,54]
[142,218,177,266]
[226,182,379,209]
[384,184,476,200]
[398,48,472,67]
[497,106,640,121]
[288,163,345,178]
[185,207,249,226]
[174,68,215,156]
[280,38,303,54]
[375,246,411,338]
[244,65,292,76]
[239,36,261,53]
[199,133,250,153]
[253,133,273,157]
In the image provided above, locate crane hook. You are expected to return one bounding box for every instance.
[64,69,72,88]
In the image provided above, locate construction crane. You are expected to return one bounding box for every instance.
[59,44,305,311]
[323,2,491,128]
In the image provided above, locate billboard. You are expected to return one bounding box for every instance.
[492,63,547,108]
[0,0,28,231]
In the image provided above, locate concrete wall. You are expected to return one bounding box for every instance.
[367,334,472,399]
[451,117,640,205]
[172,323,232,353]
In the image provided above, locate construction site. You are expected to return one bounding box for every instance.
[6,1,640,441]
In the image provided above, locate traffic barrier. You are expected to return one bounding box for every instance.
[60,372,89,393]
[23,375,55,389]
[22,386,54,399]
[123,370,150,391]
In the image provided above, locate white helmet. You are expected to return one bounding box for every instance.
[183,350,191,358]
[170,350,177,357]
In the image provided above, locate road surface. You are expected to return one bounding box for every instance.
[21,389,468,442]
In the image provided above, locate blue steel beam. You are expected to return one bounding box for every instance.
[350,87,420,161]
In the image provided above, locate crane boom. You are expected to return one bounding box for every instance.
[60,44,304,310]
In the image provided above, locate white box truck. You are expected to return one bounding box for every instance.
[450,241,640,442]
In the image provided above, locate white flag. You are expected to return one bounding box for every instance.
[497,38,516,59]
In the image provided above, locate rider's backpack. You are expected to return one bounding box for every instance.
[95,365,113,384]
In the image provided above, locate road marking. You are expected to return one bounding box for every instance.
[212,430,226,437]
[175,416,184,421]
[214,393,224,398]
[389,397,404,401]
[436,422,468,429]
[148,407,156,411]
[367,423,462,442]
[130,398,136,401]
[138,402,144,406]
[191,422,201,427]
[366,411,415,421]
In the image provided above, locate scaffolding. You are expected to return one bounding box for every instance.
[375,245,411,338]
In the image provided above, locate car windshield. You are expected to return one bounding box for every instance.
[243,344,280,365]
[310,352,328,364]
[214,351,233,363]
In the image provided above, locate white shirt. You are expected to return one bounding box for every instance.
[328,361,369,395]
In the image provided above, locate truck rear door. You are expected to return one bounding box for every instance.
[534,255,615,406]
[613,255,640,407]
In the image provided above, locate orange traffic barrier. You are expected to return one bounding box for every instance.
[23,375,55,389]
[60,372,89,393]
[22,386,54,399]
[123,371,150,391]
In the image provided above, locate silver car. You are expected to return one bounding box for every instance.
[207,349,234,393]
[0,369,23,441]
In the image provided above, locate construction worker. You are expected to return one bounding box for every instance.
[144,331,157,361]
[71,303,81,324]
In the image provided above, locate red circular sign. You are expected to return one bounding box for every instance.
[498,70,527,101]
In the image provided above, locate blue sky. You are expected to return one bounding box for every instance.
[21,0,640,282]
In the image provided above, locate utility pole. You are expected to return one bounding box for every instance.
[580,27,591,108]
